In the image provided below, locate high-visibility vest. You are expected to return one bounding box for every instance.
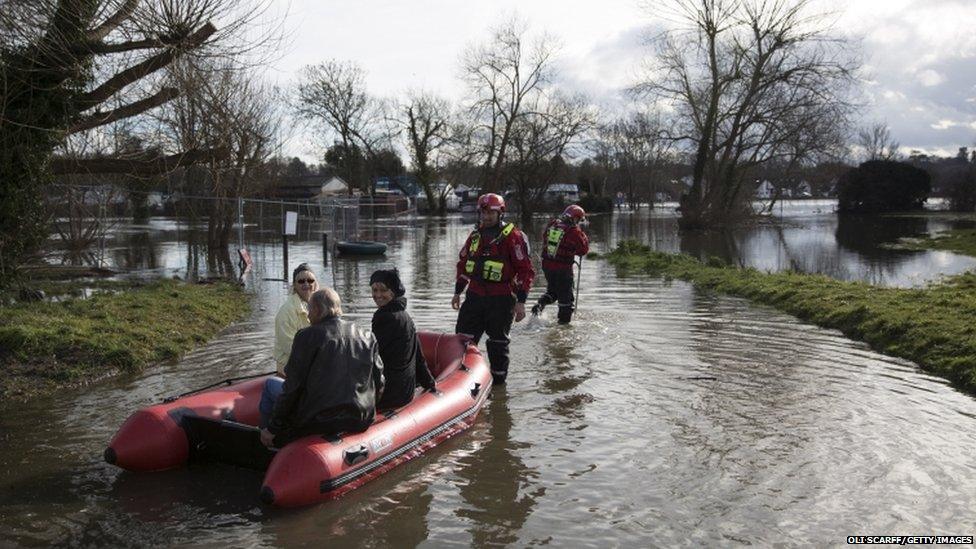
[542,220,574,264]
[464,222,515,282]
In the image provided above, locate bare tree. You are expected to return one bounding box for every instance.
[636,0,859,228]
[596,111,674,210]
[857,122,900,162]
[437,112,486,195]
[154,62,284,246]
[758,103,849,213]
[460,16,558,192]
[0,0,282,281]
[295,60,392,194]
[506,93,597,222]
[399,90,453,214]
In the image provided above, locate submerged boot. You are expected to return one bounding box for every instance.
[531,303,541,315]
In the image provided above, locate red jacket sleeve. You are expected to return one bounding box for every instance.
[508,229,535,301]
[454,231,473,295]
[572,227,589,257]
[456,231,473,282]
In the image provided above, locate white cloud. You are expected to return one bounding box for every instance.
[917,69,945,87]
[274,0,976,159]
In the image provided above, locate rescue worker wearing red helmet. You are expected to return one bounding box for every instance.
[452,192,535,384]
[532,204,589,324]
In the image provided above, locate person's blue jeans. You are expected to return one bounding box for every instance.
[259,377,285,429]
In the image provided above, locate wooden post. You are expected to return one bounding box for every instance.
[283,234,289,281]
[322,233,329,266]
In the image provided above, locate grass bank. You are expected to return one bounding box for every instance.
[899,228,976,258]
[603,241,976,393]
[0,279,250,401]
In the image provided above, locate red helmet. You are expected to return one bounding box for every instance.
[478,193,506,212]
[562,204,586,221]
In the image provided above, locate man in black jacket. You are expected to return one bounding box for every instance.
[260,288,384,448]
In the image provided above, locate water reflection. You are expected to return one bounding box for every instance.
[456,390,538,547]
[40,201,976,288]
[834,215,929,259]
[111,230,160,271]
[679,227,744,267]
[263,469,435,548]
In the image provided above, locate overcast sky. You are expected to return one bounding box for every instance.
[268,0,976,161]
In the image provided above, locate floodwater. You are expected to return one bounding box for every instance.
[3,201,976,546]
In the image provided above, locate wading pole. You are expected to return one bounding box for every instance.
[574,256,583,311]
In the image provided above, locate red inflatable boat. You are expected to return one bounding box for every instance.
[105,332,492,507]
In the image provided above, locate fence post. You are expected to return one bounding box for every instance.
[282,234,289,281]
[237,196,244,252]
[322,233,329,266]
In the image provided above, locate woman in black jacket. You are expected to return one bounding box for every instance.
[370,269,436,409]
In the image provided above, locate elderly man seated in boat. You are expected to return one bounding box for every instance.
[260,287,385,448]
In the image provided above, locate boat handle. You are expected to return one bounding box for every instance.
[470,382,481,399]
[344,445,369,466]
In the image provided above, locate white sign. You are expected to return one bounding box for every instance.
[284,211,298,236]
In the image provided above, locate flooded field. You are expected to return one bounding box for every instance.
[3,201,976,546]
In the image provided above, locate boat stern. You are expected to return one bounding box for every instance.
[106,407,189,471]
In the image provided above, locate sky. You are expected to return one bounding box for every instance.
[264,0,976,162]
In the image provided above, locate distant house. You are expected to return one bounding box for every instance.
[544,183,580,205]
[454,184,481,213]
[373,175,421,197]
[316,176,350,198]
[266,174,351,201]
[796,180,812,198]
[270,175,327,200]
[453,183,478,198]
[756,180,775,199]
[416,182,460,212]
[80,184,127,206]
[147,191,165,212]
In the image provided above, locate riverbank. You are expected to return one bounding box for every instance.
[0,279,250,401]
[899,227,976,257]
[604,240,976,394]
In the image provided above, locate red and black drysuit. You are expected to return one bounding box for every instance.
[535,217,589,324]
[454,220,534,383]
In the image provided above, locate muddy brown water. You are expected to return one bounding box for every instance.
[3,201,976,546]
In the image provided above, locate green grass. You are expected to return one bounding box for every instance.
[606,240,976,394]
[0,279,250,400]
[899,228,976,257]
[0,278,139,304]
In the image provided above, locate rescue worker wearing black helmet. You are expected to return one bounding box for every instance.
[452,193,535,385]
[532,204,589,324]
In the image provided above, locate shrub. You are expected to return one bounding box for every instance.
[578,194,614,213]
[946,169,976,212]
[836,160,931,214]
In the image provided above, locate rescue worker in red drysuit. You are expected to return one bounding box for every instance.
[532,204,589,324]
[452,193,534,385]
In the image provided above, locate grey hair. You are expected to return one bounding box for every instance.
[308,287,342,319]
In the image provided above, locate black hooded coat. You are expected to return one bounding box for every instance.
[372,296,436,409]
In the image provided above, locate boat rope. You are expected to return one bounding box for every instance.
[432,333,443,378]
[163,371,275,403]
